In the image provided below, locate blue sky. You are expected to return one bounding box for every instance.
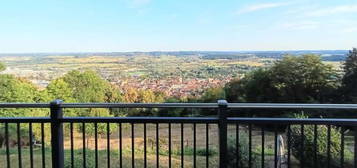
[0,0,356,52]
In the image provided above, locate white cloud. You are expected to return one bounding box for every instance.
[305,5,357,17]
[236,2,289,14]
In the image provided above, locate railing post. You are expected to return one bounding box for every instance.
[218,100,228,168]
[50,99,64,168]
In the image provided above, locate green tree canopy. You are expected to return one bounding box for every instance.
[341,48,357,102]
[46,78,75,102]
[225,54,339,103]
[200,87,226,103]
[61,70,120,102]
[0,74,38,103]
[0,74,45,118]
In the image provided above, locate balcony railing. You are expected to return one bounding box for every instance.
[1,100,357,168]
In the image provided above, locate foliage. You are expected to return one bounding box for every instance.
[200,87,225,103]
[227,131,260,168]
[64,150,95,168]
[341,48,357,102]
[225,54,339,103]
[45,70,121,134]
[60,70,120,103]
[290,114,353,167]
[46,78,76,102]
[115,88,166,116]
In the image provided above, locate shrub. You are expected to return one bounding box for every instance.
[290,124,353,168]
[227,131,260,167]
[64,150,95,168]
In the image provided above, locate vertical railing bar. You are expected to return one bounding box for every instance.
[169,123,172,168]
[314,124,317,168]
[261,126,265,168]
[287,125,291,168]
[181,123,184,168]
[156,123,159,168]
[341,127,345,168]
[70,122,74,168]
[82,122,86,168]
[144,123,147,168]
[17,123,22,168]
[300,124,304,168]
[131,123,134,168]
[218,100,228,168]
[94,123,98,168]
[237,123,240,168]
[119,123,122,168]
[327,125,331,168]
[274,126,278,168]
[249,124,252,168]
[206,123,209,168]
[107,122,111,168]
[41,123,45,168]
[354,127,357,168]
[29,122,34,168]
[5,122,10,168]
[193,123,197,168]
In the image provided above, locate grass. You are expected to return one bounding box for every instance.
[2,124,355,167]
[0,146,219,168]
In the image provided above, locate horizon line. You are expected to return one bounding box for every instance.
[0,49,352,55]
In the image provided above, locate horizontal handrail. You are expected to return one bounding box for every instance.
[60,117,218,123]
[0,117,51,122]
[61,103,218,108]
[0,103,50,108]
[1,102,357,109]
[2,116,357,125]
[228,117,357,126]
[229,103,357,109]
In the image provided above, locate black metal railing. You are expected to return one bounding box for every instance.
[1,100,357,168]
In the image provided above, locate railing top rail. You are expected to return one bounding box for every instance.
[0,103,50,108]
[228,117,357,126]
[0,102,357,109]
[228,103,357,109]
[61,103,218,108]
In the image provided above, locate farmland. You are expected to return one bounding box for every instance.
[0,50,346,98]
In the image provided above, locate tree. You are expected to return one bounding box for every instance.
[270,55,338,103]
[46,78,75,102]
[341,48,357,102]
[46,70,120,133]
[0,75,39,112]
[200,87,226,103]
[0,74,48,141]
[62,70,112,102]
[225,54,339,103]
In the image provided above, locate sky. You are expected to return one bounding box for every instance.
[0,0,356,53]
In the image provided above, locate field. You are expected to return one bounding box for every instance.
[0,54,263,82]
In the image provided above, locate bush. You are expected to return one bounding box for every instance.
[290,124,353,168]
[64,150,95,168]
[227,131,260,167]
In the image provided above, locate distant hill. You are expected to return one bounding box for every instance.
[201,50,348,61]
[0,50,349,61]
